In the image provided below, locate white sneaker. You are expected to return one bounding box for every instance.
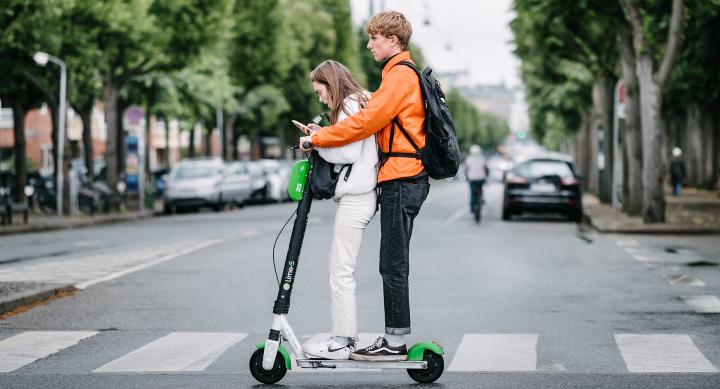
[302,336,355,360]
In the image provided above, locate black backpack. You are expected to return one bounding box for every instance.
[309,150,352,200]
[381,61,460,179]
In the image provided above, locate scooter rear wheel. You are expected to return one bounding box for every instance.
[407,350,444,383]
[249,348,287,384]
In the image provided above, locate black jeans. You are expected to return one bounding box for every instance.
[378,175,430,335]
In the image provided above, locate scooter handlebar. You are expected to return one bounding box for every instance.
[302,141,313,150]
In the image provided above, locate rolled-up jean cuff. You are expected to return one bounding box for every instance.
[386,327,411,335]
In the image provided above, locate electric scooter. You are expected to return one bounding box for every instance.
[249,142,445,384]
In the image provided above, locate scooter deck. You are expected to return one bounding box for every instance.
[296,358,428,370]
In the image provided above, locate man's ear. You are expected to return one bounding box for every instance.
[388,35,400,48]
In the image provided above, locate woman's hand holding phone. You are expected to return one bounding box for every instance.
[292,120,312,135]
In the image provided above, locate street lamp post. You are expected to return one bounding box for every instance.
[34,51,67,216]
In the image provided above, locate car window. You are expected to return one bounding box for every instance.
[515,160,574,179]
[232,163,247,175]
[172,165,221,180]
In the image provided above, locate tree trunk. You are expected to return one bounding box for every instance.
[225,113,237,160]
[103,79,119,192]
[701,107,713,187]
[584,113,598,195]
[80,107,94,178]
[117,99,127,174]
[685,103,702,186]
[204,125,211,157]
[145,109,153,180]
[188,126,196,158]
[591,77,615,203]
[232,129,241,160]
[163,116,171,167]
[636,55,666,223]
[11,99,27,203]
[617,29,643,215]
[713,104,720,187]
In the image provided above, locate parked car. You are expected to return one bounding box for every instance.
[258,159,290,202]
[502,155,583,222]
[220,162,254,207]
[164,158,225,214]
[244,161,270,203]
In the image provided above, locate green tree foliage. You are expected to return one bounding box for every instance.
[511,0,620,148]
[663,1,720,112]
[276,0,336,128]
[446,90,510,152]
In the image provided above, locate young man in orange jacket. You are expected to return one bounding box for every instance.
[299,10,428,361]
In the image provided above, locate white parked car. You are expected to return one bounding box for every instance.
[220,162,254,207]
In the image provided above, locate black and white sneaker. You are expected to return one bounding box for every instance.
[350,337,407,361]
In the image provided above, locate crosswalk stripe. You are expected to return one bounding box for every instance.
[292,333,382,373]
[448,334,538,371]
[0,331,98,372]
[615,334,717,372]
[93,332,246,372]
[680,295,720,313]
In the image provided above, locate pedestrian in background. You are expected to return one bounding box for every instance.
[670,147,686,197]
[464,144,488,213]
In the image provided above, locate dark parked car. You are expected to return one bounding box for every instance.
[502,156,582,222]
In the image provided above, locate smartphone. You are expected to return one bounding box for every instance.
[292,120,311,134]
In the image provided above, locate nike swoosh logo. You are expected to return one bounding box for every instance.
[328,346,348,352]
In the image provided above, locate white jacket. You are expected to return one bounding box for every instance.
[317,94,377,200]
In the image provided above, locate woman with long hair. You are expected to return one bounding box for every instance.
[297,60,377,360]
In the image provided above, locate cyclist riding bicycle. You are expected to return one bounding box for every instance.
[464,145,488,213]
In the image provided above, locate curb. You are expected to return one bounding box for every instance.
[0,284,77,316]
[583,209,720,235]
[0,212,154,237]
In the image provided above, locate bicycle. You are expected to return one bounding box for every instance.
[470,180,484,224]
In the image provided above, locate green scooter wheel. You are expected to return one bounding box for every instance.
[407,350,444,383]
[249,348,287,384]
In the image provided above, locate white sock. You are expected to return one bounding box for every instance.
[384,334,405,346]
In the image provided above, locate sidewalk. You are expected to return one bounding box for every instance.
[583,187,720,234]
[0,210,156,315]
[0,210,154,237]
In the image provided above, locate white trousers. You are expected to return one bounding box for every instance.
[328,190,377,337]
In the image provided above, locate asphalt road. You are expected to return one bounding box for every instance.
[0,180,719,388]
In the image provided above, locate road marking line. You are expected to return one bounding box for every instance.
[633,255,661,262]
[292,333,382,372]
[616,239,638,247]
[448,334,538,371]
[0,331,98,372]
[615,334,717,372]
[666,275,706,287]
[75,239,223,289]
[680,295,720,313]
[625,248,650,255]
[93,332,246,372]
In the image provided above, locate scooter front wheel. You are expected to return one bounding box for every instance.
[249,348,287,384]
[407,350,444,383]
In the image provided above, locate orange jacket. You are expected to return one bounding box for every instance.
[311,51,425,183]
